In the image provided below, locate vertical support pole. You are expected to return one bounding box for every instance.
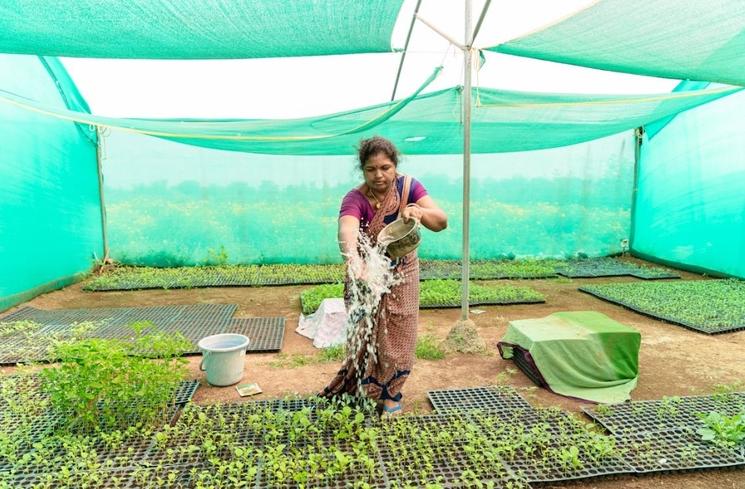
[460,0,473,320]
[628,126,644,252]
[96,127,110,263]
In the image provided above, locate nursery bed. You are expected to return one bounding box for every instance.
[580,280,745,334]
[300,281,546,315]
[556,257,679,279]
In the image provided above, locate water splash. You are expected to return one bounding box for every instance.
[343,233,402,397]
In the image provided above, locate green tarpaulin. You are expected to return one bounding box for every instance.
[492,0,745,87]
[498,311,640,404]
[0,73,738,155]
[0,0,403,59]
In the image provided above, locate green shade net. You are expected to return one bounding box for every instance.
[632,89,745,279]
[645,80,711,139]
[498,311,641,404]
[100,131,634,265]
[0,0,403,59]
[0,76,738,155]
[0,55,102,311]
[492,0,745,87]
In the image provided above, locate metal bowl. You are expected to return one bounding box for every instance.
[378,218,421,258]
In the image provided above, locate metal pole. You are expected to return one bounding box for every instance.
[461,0,473,320]
[415,14,466,49]
[469,0,492,45]
[96,127,110,263]
[628,126,644,252]
[391,0,423,101]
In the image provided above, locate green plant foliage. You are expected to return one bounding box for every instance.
[415,334,445,360]
[269,345,347,369]
[657,396,682,418]
[0,320,99,364]
[712,381,745,404]
[0,320,41,338]
[39,324,190,431]
[203,244,230,266]
[581,279,745,332]
[105,154,633,266]
[318,344,346,362]
[472,258,560,279]
[420,259,559,280]
[420,280,544,307]
[698,411,745,448]
[300,283,344,315]
[0,372,634,489]
[301,280,544,314]
[594,404,614,416]
[556,257,676,278]
[86,258,564,292]
[84,263,347,291]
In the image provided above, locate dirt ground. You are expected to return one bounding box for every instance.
[3,259,744,488]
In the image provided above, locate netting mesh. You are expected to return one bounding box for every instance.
[632,89,745,279]
[102,130,634,266]
[1,79,737,155]
[0,0,403,59]
[493,0,745,87]
[0,55,102,309]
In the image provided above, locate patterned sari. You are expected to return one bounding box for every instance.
[321,176,419,403]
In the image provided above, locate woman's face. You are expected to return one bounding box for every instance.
[363,152,397,193]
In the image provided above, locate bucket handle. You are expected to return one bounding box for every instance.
[199,351,209,371]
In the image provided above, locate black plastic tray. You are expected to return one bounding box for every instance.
[579,287,745,334]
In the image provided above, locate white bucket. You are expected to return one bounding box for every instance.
[198,333,250,386]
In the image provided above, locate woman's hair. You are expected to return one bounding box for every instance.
[357,136,399,169]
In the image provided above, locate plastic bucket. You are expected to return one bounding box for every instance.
[198,333,250,386]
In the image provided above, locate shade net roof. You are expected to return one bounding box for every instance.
[0,68,738,155]
[491,0,745,87]
[0,0,403,59]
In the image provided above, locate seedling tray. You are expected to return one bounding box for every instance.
[1,468,143,489]
[582,393,745,436]
[377,413,532,488]
[556,258,679,279]
[173,379,200,405]
[102,317,284,355]
[579,287,745,334]
[420,260,558,281]
[0,305,290,363]
[0,379,198,475]
[1,304,238,327]
[85,260,558,293]
[469,408,633,483]
[427,386,532,413]
[255,441,387,489]
[229,317,285,352]
[615,427,745,473]
[300,295,546,315]
[83,265,345,291]
[420,297,546,309]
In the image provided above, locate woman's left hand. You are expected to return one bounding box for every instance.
[401,204,424,223]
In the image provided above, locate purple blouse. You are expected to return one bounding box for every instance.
[339,176,428,228]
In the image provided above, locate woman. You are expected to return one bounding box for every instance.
[321,136,447,415]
